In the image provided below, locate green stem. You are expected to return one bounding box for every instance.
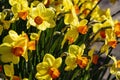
[98,47,113,80]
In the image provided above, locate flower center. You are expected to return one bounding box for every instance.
[92,54,99,64]
[100,30,106,38]
[34,16,43,25]
[11,46,24,56]
[67,37,74,44]
[48,67,60,79]
[12,76,21,80]
[18,11,28,20]
[117,60,120,68]
[76,56,88,68]
[74,5,80,15]
[82,9,90,16]
[115,22,120,37]
[108,40,117,48]
[77,26,88,34]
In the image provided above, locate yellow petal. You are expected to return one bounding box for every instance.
[3,63,14,77]
[69,45,79,55]
[100,44,109,55]
[43,54,55,66]
[65,54,77,71]
[79,19,88,26]
[53,57,62,68]
[36,62,49,76]
[78,44,85,56]
[3,35,14,43]
[1,53,13,63]
[0,43,12,54]
[9,30,19,41]
[92,23,102,33]
[61,28,79,48]
[37,21,50,31]
[35,74,52,80]
[63,0,73,10]
[12,55,20,64]
[9,0,17,6]
[37,3,46,15]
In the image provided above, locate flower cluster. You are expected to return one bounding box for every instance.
[0,0,120,80]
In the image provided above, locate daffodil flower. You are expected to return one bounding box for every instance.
[0,12,11,35]
[0,38,27,63]
[63,0,79,25]
[105,29,117,48]
[65,44,88,71]
[27,3,55,31]
[109,56,120,80]
[35,54,62,80]
[61,19,88,47]
[9,0,29,21]
[0,30,35,62]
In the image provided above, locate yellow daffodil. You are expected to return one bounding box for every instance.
[109,56,120,80]
[0,11,11,35]
[3,30,36,51]
[65,44,88,71]
[9,0,29,21]
[27,3,55,31]
[63,0,79,25]
[79,1,95,19]
[0,37,27,63]
[35,54,62,80]
[0,30,34,62]
[105,29,117,48]
[61,19,88,47]
[3,63,21,79]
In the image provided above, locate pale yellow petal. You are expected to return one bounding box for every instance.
[3,35,14,43]
[79,19,88,26]
[36,62,49,76]
[78,44,85,56]
[3,63,14,77]
[61,28,79,48]
[92,23,102,33]
[37,21,50,31]
[1,53,13,63]
[43,54,55,66]
[69,45,79,55]
[35,74,52,80]
[37,3,46,15]
[53,57,62,68]
[12,55,20,64]
[65,54,77,70]
[0,43,12,54]
[9,30,19,41]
